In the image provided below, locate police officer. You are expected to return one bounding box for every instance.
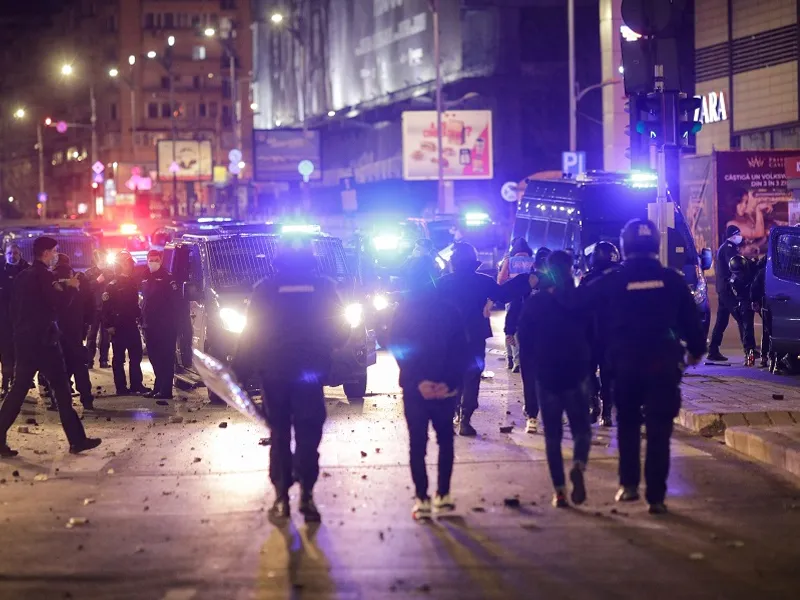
[0,243,29,396]
[498,237,534,372]
[728,254,757,365]
[708,225,745,362]
[0,236,101,457]
[140,250,180,400]
[582,220,705,514]
[232,236,349,523]
[52,254,94,409]
[580,241,621,426]
[85,250,112,368]
[102,251,150,396]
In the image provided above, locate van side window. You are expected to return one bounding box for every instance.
[188,245,203,287]
[774,232,800,280]
[152,230,170,248]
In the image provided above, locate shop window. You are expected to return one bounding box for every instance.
[193,45,207,61]
[193,75,201,89]
[164,13,174,28]
[738,131,771,150]
[773,127,800,150]
[147,103,158,119]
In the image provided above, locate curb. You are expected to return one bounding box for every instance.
[676,408,799,437]
[724,426,800,479]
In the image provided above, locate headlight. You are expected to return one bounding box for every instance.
[692,266,708,306]
[373,235,400,251]
[220,307,247,334]
[344,303,363,328]
[372,294,390,311]
[105,251,116,267]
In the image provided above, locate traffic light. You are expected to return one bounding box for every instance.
[635,93,663,143]
[625,94,650,169]
[677,94,703,145]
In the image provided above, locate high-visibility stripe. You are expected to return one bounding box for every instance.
[626,280,665,291]
[278,285,315,293]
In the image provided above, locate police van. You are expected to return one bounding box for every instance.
[514,172,713,333]
[2,226,97,272]
[765,226,800,356]
[163,224,377,400]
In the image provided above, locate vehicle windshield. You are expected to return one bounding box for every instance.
[206,235,350,290]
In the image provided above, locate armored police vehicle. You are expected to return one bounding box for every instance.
[163,224,376,401]
[514,172,713,333]
[2,226,97,272]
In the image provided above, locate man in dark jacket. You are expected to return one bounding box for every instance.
[708,225,744,361]
[232,236,349,524]
[582,220,706,514]
[53,254,94,409]
[389,256,470,520]
[0,243,29,396]
[438,242,529,436]
[140,250,181,400]
[85,250,112,368]
[0,236,101,457]
[518,251,592,508]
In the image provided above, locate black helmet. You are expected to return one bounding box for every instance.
[620,219,659,258]
[533,247,552,270]
[450,242,480,272]
[728,254,749,274]
[590,241,620,269]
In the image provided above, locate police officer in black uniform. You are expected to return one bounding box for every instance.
[580,241,621,426]
[0,243,29,396]
[582,220,705,514]
[0,237,101,457]
[708,225,745,361]
[85,250,112,368]
[233,236,349,523]
[102,251,150,395]
[141,249,180,400]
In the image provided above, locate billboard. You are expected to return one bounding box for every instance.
[402,110,493,180]
[253,129,321,182]
[716,151,793,258]
[156,141,213,181]
[680,154,716,256]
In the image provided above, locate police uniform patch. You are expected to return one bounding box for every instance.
[102,292,110,301]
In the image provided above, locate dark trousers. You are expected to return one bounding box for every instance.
[710,302,755,352]
[0,332,15,391]
[262,380,326,499]
[537,379,592,489]
[87,314,109,365]
[403,389,457,500]
[520,361,539,419]
[598,361,614,420]
[111,324,143,391]
[144,327,177,396]
[614,372,681,504]
[62,338,93,405]
[458,340,486,419]
[761,308,773,357]
[0,343,86,446]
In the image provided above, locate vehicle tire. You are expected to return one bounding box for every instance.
[343,374,368,399]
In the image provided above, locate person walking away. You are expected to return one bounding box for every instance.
[518,251,592,508]
[708,225,745,361]
[0,243,29,397]
[579,241,621,426]
[498,237,534,372]
[438,242,530,437]
[232,236,349,523]
[389,256,470,519]
[512,246,551,434]
[581,220,706,514]
[85,250,112,368]
[0,237,101,457]
[52,254,94,410]
[102,251,150,396]
[728,255,757,366]
[140,250,181,400]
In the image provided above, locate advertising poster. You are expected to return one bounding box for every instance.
[156,141,212,182]
[253,129,321,182]
[716,151,793,258]
[680,154,716,274]
[402,110,493,180]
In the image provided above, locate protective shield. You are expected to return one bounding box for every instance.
[192,348,268,428]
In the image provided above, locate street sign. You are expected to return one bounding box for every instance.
[297,159,315,183]
[500,181,518,203]
[561,151,586,177]
[92,161,105,174]
[92,172,104,184]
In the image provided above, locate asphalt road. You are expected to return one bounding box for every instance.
[0,349,799,600]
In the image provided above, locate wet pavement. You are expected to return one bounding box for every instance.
[1,347,799,599]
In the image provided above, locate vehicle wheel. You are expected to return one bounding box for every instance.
[343,374,368,399]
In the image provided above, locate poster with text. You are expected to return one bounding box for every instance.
[402,110,493,180]
[716,151,794,258]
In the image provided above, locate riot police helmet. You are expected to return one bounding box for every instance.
[728,254,749,275]
[620,219,659,259]
[450,242,480,272]
[590,241,620,269]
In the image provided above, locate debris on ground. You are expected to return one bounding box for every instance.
[134,546,145,554]
[219,422,228,429]
[360,450,367,458]
[193,457,202,463]
[361,474,368,480]
[25,418,38,426]
[772,394,784,400]
[12,470,20,477]
[727,540,745,548]
[155,400,169,406]
[503,497,521,508]
[83,498,95,506]
[471,507,486,513]
[375,448,381,453]
[17,426,30,434]
[66,517,89,529]
[33,474,49,482]
[499,425,513,433]
[106,468,115,475]
[688,552,705,561]
[322,472,331,478]
[258,437,271,446]
[168,416,184,424]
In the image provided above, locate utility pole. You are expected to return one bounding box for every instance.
[36,122,45,219]
[90,83,98,219]
[433,0,446,214]
[170,71,178,217]
[230,50,240,220]
[568,0,577,152]
[653,64,672,267]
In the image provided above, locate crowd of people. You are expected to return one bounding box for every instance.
[0,237,181,457]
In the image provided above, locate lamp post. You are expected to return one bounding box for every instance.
[431,0,446,214]
[147,38,178,216]
[12,108,46,219]
[109,54,138,162]
[61,63,99,218]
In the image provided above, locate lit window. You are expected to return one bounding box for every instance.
[192,45,206,61]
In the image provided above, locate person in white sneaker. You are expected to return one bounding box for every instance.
[389,257,470,519]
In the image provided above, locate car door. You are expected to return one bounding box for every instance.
[766,226,800,353]
[186,244,207,353]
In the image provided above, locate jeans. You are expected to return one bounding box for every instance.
[520,362,539,419]
[614,371,681,504]
[536,379,592,489]
[505,330,520,368]
[403,388,457,500]
[458,340,486,420]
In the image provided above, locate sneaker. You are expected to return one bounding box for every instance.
[512,365,520,374]
[569,465,587,505]
[706,351,728,362]
[0,444,19,458]
[648,502,668,515]
[599,416,613,427]
[615,486,640,502]
[412,498,432,520]
[69,438,102,455]
[552,488,569,508]
[458,420,477,437]
[268,498,290,523]
[130,386,152,395]
[507,359,514,370]
[758,359,768,369]
[142,391,157,398]
[433,494,456,514]
[299,496,321,523]
[525,417,538,434]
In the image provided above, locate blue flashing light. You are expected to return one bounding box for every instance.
[628,170,658,189]
[464,211,490,227]
[373,234,400,251]
[197,217,233,223]
[281,224,321,234]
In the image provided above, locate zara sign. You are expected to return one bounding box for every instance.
[694,91,728,124]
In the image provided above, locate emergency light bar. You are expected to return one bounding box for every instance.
[464,212,490,227]
[627,171,658,188]
[281,224,321,234]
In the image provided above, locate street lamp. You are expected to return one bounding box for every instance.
[13,108,25,119]
[146,50,157,59]
[204,27,216,38]
[167,35,175,47]
[270,13,284,24]
[108,68,119,78]
[61,63,73,76]
[128,55,136,66]
[12,107,46,219]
